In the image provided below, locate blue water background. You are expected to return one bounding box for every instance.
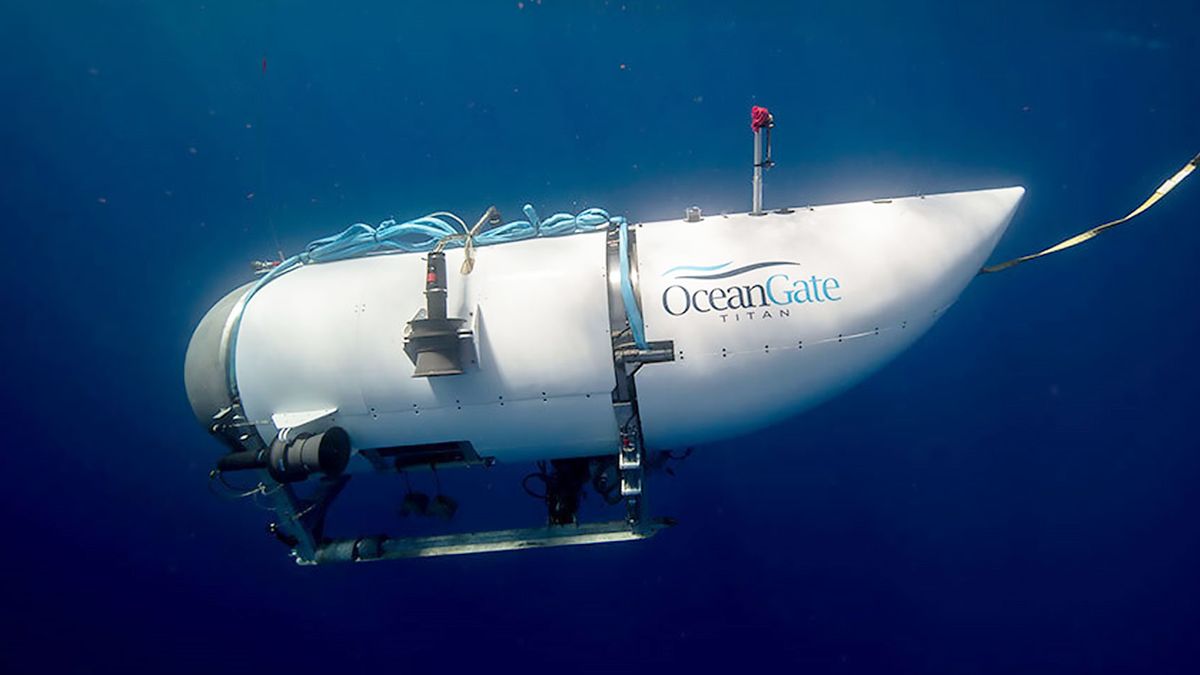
[3,1,1199,672]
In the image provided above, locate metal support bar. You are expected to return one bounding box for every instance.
[752,129,765,215]
[615,340,675,366]
[260,474,317,561]
[261,474,351,563]
[308,518,672,563]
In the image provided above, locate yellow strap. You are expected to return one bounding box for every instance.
[980,153,1199,274]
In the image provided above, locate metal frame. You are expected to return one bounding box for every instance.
[604,220,675,528]
[223,219,676,564]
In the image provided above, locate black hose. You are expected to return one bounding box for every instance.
[522,462,549,500]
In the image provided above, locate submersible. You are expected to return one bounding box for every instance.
[188,106,1175,563]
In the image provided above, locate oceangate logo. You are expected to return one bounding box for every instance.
[660,261,843,323]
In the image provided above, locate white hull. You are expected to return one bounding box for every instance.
[189,187,1024,468]
[635,187,1024,448]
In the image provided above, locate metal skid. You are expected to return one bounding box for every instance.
[257,457,669,565]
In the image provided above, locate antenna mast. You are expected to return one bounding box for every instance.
[751,106,775,215]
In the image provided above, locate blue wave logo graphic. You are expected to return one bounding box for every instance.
[661,262,733,277]
[665,260,801,280]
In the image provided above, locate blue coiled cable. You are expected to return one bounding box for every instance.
[225,205,636,395]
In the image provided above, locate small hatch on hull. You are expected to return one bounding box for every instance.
[367,440,486,471]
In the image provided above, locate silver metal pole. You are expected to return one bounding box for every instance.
[752,129,764,215]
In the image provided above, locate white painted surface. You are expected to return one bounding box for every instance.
[235,230,620,463]
[634,187,1024,448]
[231,187,1023,465]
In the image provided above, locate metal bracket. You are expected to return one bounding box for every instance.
[402,306,479,376]
[209,400,268,455]
[618,428,642,497]
[261,474,351,563]
[604,219,675,527]
[271,407,337,442]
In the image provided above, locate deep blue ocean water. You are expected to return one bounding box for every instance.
[3,1,1199,672]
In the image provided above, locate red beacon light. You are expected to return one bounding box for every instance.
[751,105,773,132]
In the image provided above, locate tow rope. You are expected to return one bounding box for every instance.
[980,152,1199,274]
